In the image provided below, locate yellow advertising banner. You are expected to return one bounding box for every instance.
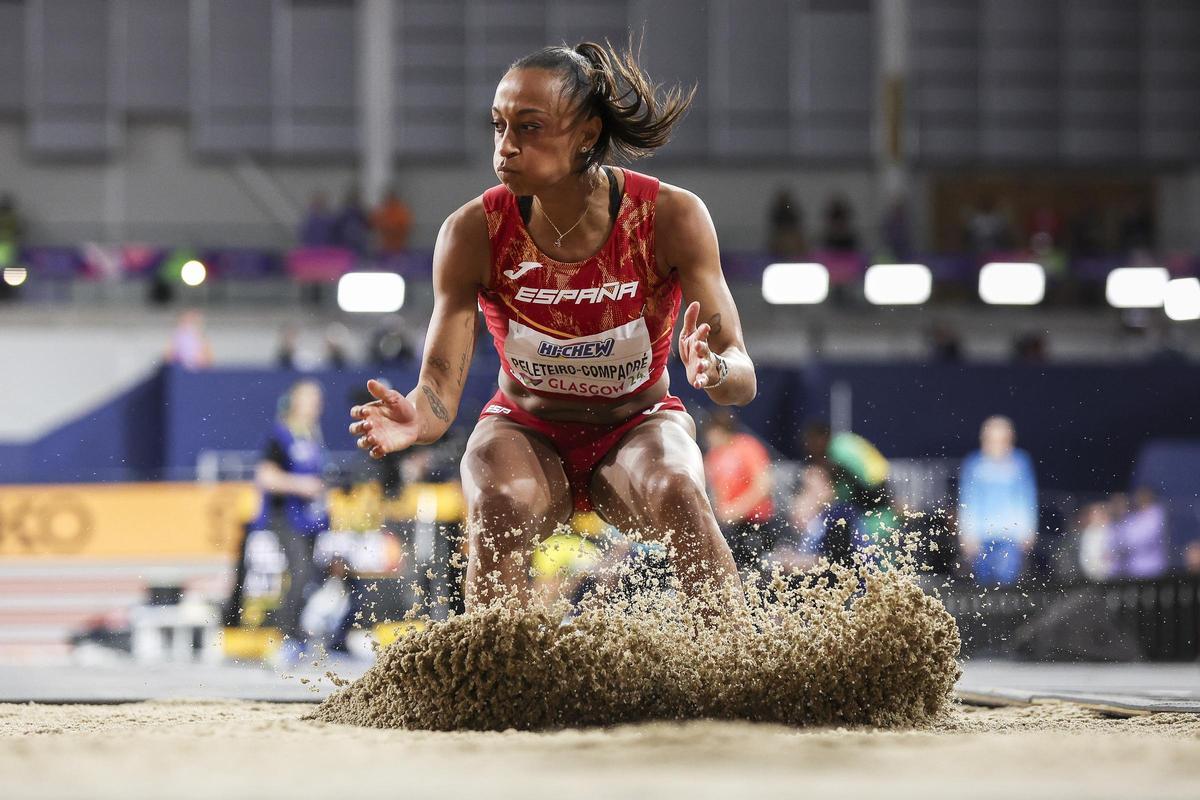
[0,482,256,560]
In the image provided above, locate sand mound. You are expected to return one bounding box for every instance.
[313,533,960,731]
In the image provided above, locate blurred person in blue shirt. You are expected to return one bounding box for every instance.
[298,191,337,247]
[958,416,1037,586]
[254,380,330,662]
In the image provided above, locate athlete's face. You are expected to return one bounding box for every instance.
[288,382,323,426]
[491,68,601,193]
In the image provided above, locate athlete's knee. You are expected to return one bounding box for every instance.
[468,487,556,528]
[641,466,708,516]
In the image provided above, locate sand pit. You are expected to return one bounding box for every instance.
[2,700,1199,799]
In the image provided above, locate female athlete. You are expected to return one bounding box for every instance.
[349,42,757,610]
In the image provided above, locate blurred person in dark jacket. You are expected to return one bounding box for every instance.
[255,380,330,665]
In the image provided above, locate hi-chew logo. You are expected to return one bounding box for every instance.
[537,338,616,359]
[515,280,639,305]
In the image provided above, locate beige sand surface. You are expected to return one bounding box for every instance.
[2,700,1198,799]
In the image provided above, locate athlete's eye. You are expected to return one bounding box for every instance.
[491,120,503,132]
[520,124,540,132]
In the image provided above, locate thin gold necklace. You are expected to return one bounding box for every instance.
[534,173,604,248]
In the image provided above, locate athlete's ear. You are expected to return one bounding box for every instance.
[577,113,602,153]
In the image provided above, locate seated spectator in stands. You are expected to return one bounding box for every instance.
[773,464,858,571]
[1013,331,1048,363]
[334,185,371,255]
[1110,486,1168,579]
[0,192,25,269]
[369,315,417,364]
[1116,199,1155,254]
[165,309,214,370]
[820,195,859,252]
[702,410,775,571]
[276,323,300,369]
[767,189,805,257]
[964,195,1013,254]
[371,187,413,255]
[1076,501,1115,582]
[323,322,352,369]
[801,421,894,545]
[298,191,337,247]
[1185,540,1200,575]
[957,416,1037,586]
[880,194,913,262]
[927,322,963,363]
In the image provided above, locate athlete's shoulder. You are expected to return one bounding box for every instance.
[434,196,491,286]
[654,181,714,235]
[438,195,488,246]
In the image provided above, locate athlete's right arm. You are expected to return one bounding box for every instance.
[350,200,489,458]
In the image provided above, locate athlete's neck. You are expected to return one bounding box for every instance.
[532,167,604,226]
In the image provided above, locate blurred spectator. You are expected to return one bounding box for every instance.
[299,556,357,655]
[767,189,805,257]
[323,322,352,369]
[1185,540,1200,575]
[1110,487,1168,579]
[1013,331,1048,363]
[1117,199,1155,254]
[957,415,1037,586]
[928,322,963,363]
[880,194,913,262]
[165,309,214,370]
[820,196,859,252]
[1067,202,1106,258]
[964,196,1013,254]
[0,192,25,269]
[780,464,857,570]
[370,315,417,365]
[1027,205,1062,248]
[702,410,775,571]
[334,186,371,255]
[371,187,413,255]
[276,323,300,369]
[1076,501,1115,582]
[801,421,894,544]
[298,191,338,247]
[254,380,329,665]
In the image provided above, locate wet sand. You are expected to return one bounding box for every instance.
[2,700,1198,799]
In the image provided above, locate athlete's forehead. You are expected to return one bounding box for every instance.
[492,68,570,117]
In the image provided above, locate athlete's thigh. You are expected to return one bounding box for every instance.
[590,410,705,530]
[460,415,574,524]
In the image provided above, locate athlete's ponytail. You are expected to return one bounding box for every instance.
[511,39,695,171]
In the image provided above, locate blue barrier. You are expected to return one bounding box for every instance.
[3,361,1197,507]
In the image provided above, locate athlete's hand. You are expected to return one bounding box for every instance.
[679,301,719,389]
[348,379,419,459]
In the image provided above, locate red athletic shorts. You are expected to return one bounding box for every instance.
[478,390,687,512]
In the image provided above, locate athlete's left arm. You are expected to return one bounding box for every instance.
[658,185,757,406]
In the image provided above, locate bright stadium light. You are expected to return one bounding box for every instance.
[1106,267,1169,308]
[338,272,406,313]
[978,262,1045,306]
[1164,277,1200,321]
[761,262,829,305]
[2,266,27,287]
[864,263,932,305]
[180,259,207,287]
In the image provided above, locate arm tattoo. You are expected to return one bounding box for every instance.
[428,355,452,375]
[457,349,469,384]
[421,385,450,422]
[706,313,723,336]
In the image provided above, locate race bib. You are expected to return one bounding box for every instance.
[505,318,653,398]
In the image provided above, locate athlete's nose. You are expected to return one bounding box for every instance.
[496,128,519,159]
